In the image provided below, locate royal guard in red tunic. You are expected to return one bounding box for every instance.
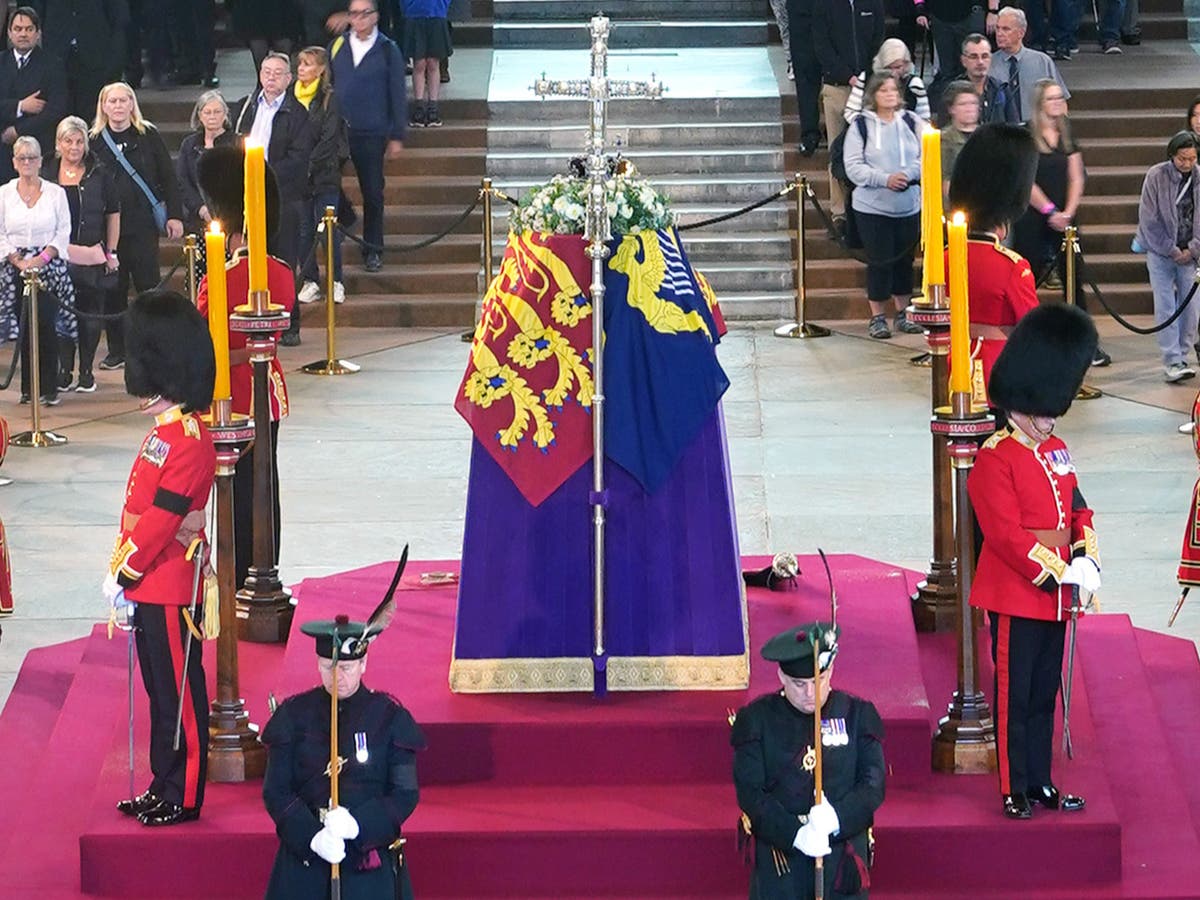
[1174,390,1200,623]
[947,124,1041,408]
[102,290,217,827]
[194,145,294,589]
[968,304,1101,820]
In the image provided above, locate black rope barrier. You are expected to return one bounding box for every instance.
[337,194,482,256]
[804,182,922,268]
[0,292,26,390]
[678,182,796,232]
[1077,248,1200,336]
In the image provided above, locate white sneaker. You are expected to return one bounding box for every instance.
[1165,362,1196,383]
[297,281,321,304]
[1179,421,1195,435]
[333,281,346,304]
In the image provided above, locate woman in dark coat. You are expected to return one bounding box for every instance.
[176,90,237,237]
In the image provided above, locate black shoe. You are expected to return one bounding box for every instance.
[279,330,301,347]
[1027,785,1086,811]
[98,354,124,370]
[1053,47,1071,60]
[799,138,818,157]
[1121,31,1141,45]
[58,371,74,391]
[137,800,201,827]
[117,789,161,818]
[1003,793,1032,819]
[364,252,382,273]
[1101,41,1123,54]
[203,73,220,88]
[426,104,442,127]
[76,372,96,392]
[18,393,28,404]
[1091,345,1112,367]
[41,393,61,406]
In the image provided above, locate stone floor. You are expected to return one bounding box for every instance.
[1,312,1198,709]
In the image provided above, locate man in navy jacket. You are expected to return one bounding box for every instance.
[329,0,406,273]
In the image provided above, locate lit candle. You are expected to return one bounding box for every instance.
[206,221,231,402]
[243,139,267,294]
[921,127,945,288]
[948,211,970,395]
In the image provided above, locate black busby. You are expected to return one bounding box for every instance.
[124,290,216,412]
[948,124,1038,232]
[196,144,280,239]
[988,304,1098,418]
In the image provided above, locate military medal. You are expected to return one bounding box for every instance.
[1046,448,1074,476]
[822,718,849,746]
[355,731,369,764]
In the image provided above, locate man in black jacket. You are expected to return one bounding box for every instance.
[232,52,316,277]
[0,7,66,182]
[915,0,990,110]
[32,0,129,119]
[787,0,823,157]
[813,0,884,217]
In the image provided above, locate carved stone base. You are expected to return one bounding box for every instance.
[932,691,998,774]
[208,702,267,782]
[911,561,959,633]
[236,570,294,643]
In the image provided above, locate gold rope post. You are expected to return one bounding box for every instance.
[775,175,830,339]
[464,177,494,342]
[184,234,199,306]
[302,206,360,376]
[11,268,66,447]
[1064,225,1101,400]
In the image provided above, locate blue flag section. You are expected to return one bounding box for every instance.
[602,227,730,493]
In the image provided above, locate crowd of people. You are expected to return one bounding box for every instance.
[0,0,455,406]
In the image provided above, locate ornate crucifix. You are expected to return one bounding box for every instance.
[531,16,663,694]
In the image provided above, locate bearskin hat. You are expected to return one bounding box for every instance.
[125,290,215,412]
[196,144,280,239]
[988,304,1098,418]
[948,124,1038,232]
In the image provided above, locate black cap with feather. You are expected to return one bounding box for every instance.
[948,124,1038,233]
[124,289,215,412]
[197,143,281,239]
[988,304,1098,418]
[298,546,409,660]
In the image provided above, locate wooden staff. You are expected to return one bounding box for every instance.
[812,631,825,900]
[329,638,341,900]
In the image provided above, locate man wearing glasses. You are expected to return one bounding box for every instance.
[328,0,407,274]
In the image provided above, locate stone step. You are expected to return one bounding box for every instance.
[340,262,479,295]
[493,173,790,204]
[493,0,768,19]
[488,119,784,149]
[492,19,772,49]
[298,295,477,329]
[490,96,782,123]
[486,145,785,176]
[1072,11,1186,40]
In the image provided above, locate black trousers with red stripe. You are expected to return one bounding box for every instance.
[989,611,1067,797]
[133,603,209,809]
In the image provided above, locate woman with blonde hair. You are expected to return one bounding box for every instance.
[45,116,120,393]
[89,82,182,370]
[843,37,932,124]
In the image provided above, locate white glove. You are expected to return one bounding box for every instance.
[793,822,831,858]
[1061,558,1101,595]
[309,827,346,864]
[807,796,840,837]
[324,805,360,840]
[103,570,126,608]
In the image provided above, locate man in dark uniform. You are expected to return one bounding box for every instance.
[262,614,427,900]
[947,123,1041,408]
[969,303,1101,820]
[732,623,885,899]
[102,289,217,827]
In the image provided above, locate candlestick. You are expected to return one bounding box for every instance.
[206,221,231,402]
[922,127,945,288]
[243,139,267,294]
[948,211,970,395]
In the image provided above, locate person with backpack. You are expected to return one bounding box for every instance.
[842,73,923,340]
[843,38,932,125]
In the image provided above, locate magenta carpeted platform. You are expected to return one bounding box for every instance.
[1,555,1199,898]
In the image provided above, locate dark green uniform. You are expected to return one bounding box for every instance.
[732,689,885,900]
[262,685,426,900]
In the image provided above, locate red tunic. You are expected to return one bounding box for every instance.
[945,236,1040,405]
[109,408,217,606]
[197,251,295,421]
[1179,391,1200,586]
[968,426,1099,622]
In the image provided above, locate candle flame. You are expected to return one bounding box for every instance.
[209,220,222,235]
[952,210,966,226]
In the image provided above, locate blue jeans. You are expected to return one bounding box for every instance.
[1148,250,1200,366]
[299,189,344,284]
[348,132,387,258]
[1097,0,1126,44]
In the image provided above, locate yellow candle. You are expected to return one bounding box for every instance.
[948,211,970,395]
[921,127,945,287]
[243,139,267,294]
[206,221,231,402]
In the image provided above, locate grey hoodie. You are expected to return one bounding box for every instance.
[843,110,923,218]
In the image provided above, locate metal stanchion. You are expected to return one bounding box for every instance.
[301,206,360,376]
[11,268,66,448]
[464,176,495,343]
[1064,226,1101,400]
[775,176,830,339]
[183,234,199,306]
